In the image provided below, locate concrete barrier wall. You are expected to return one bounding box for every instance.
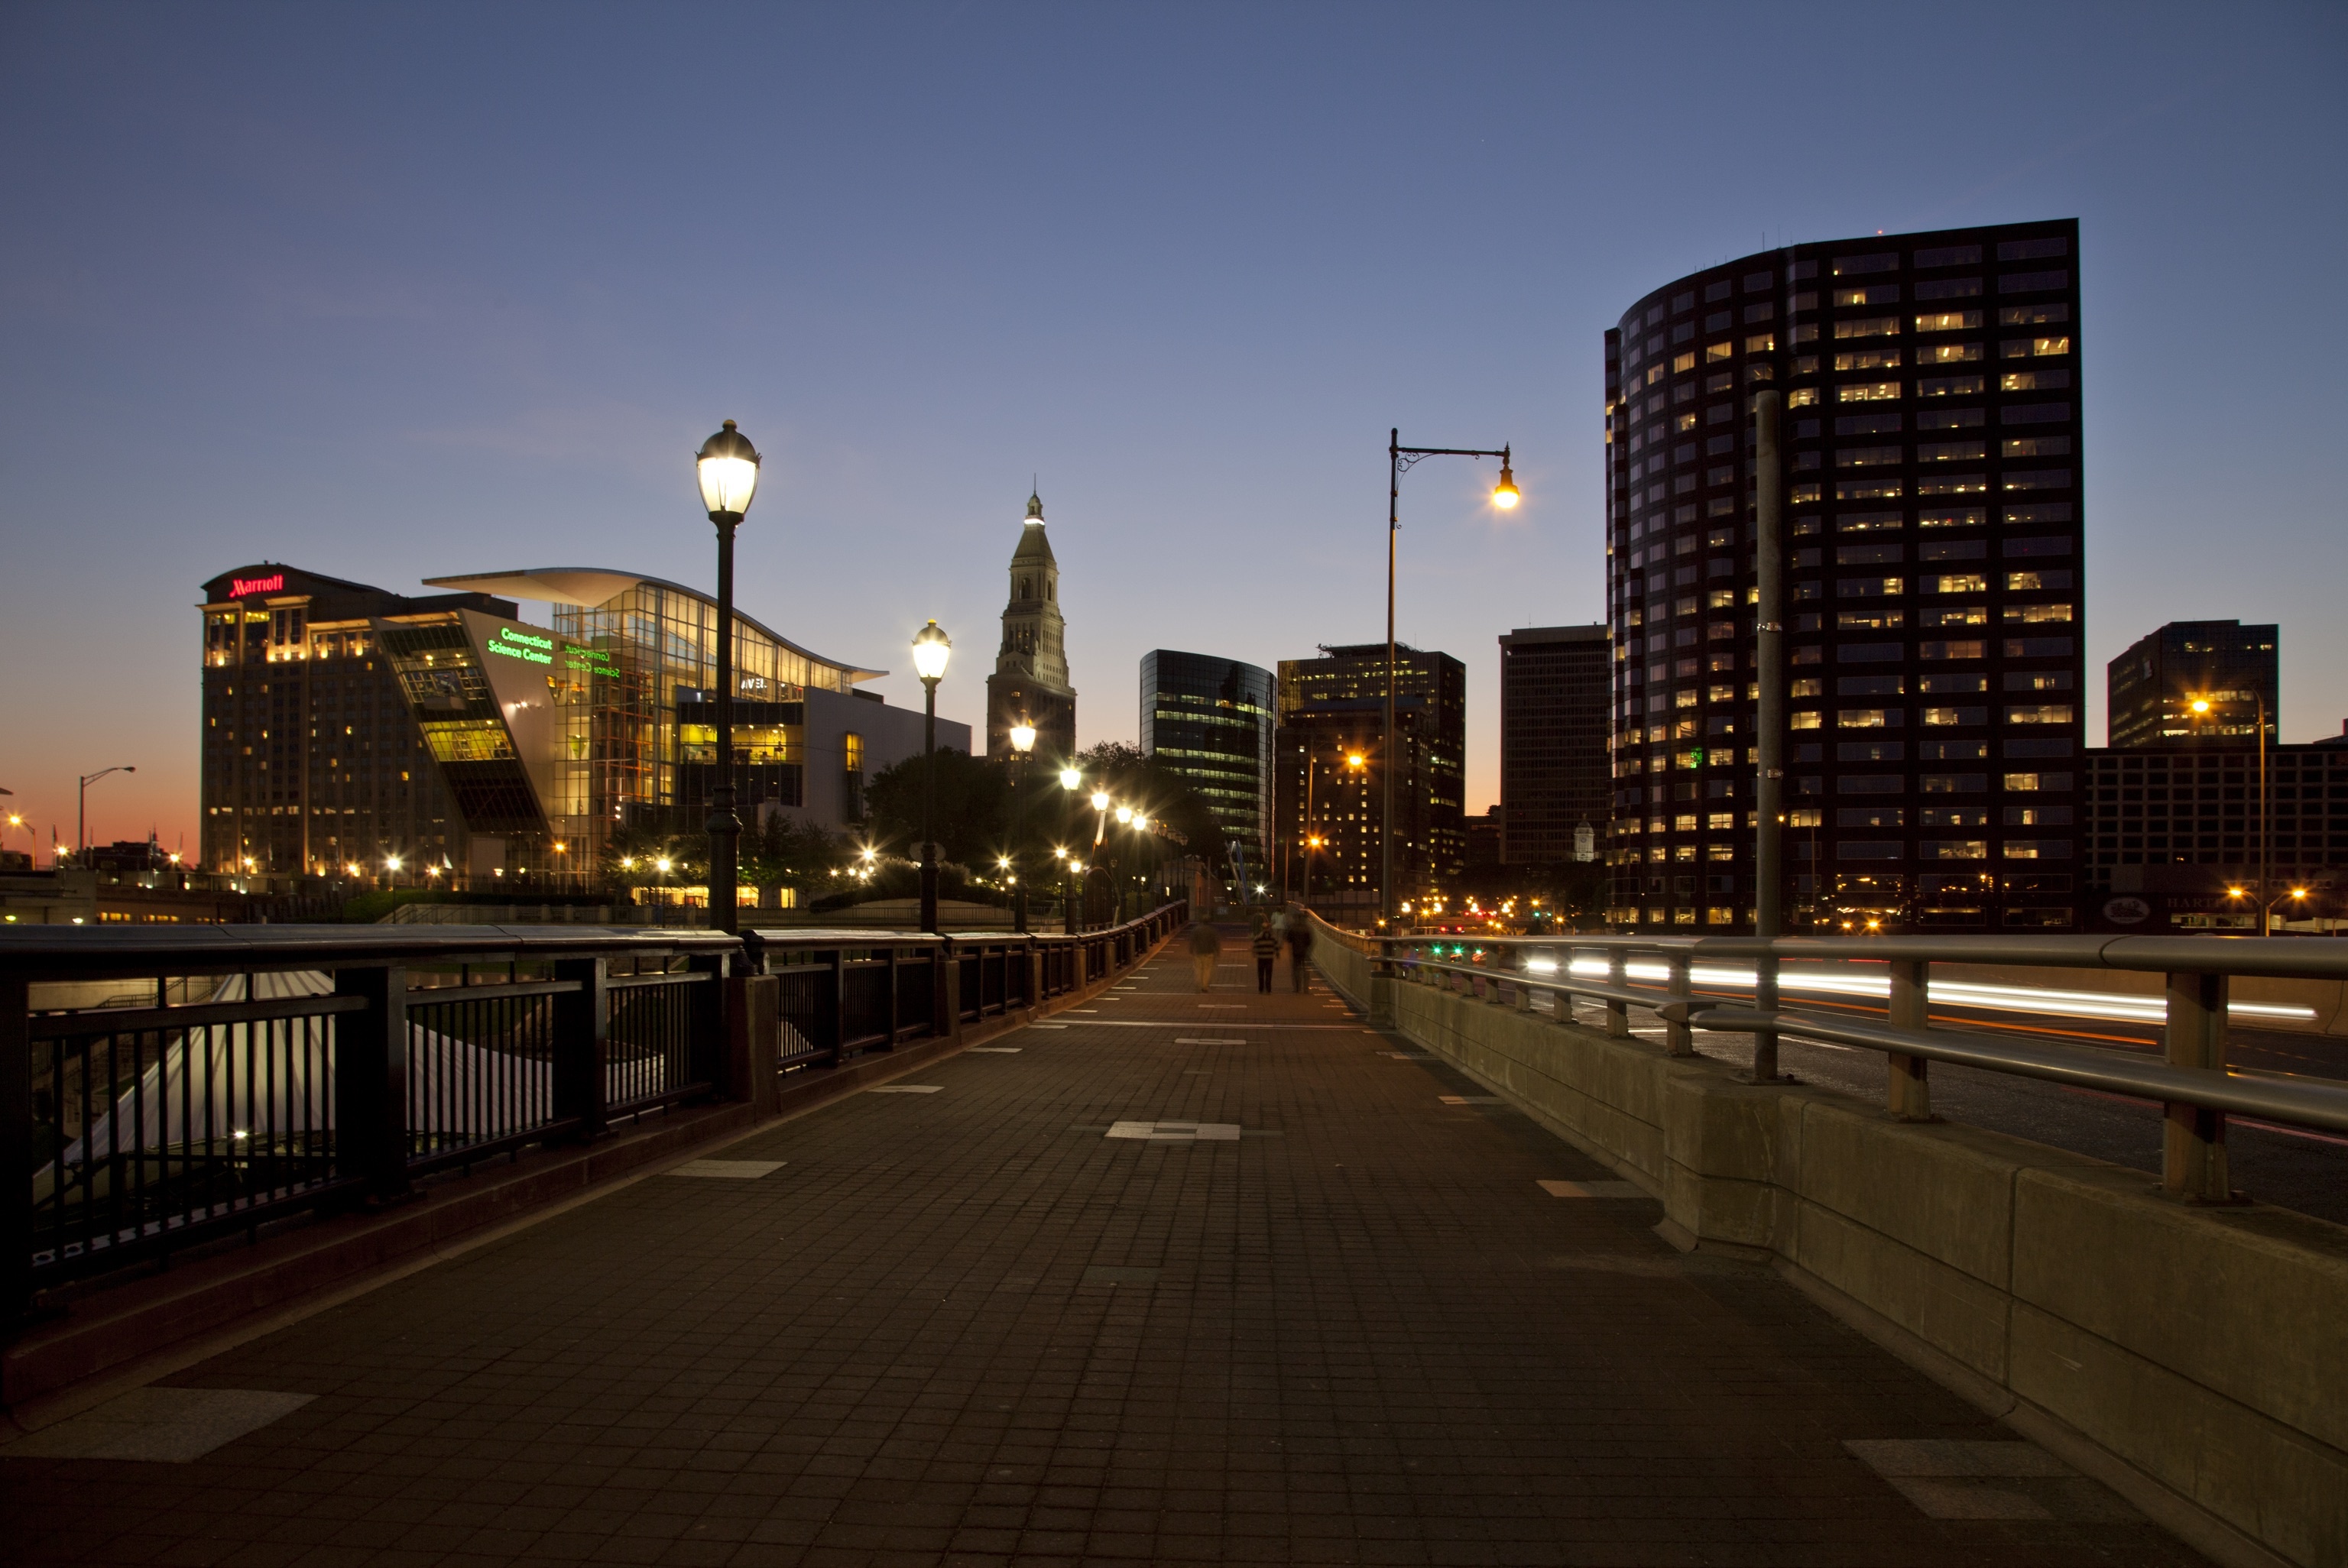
[1304,914,2348,1568]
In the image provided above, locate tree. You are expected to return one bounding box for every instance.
[858,747,1013,870]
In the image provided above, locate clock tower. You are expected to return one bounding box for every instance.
[984,488,1078,765]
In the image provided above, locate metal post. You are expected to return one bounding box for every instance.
[0,970,32,1320]
[2162,969,2232,1201]
[1751,387,1785,1083]
[919,676,940,934]
[1605,948,1630,1038]
[1664,952,1695,1057]
[332,964,412,1202]
[1013,755,1030,935]
[709,518,741,935]
[1887,958,1932,1121]
[1384,429,1399,930]
[551,957,608,1141]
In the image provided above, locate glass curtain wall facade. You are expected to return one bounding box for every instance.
[422,570,885,878]
[1139,651,1274,867]
[2107,620,2278,750]
[1605,219,2084,931]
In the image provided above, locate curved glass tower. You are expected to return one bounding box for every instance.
[1605,220,2083,932]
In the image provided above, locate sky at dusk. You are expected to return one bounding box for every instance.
[2,2,2343,858]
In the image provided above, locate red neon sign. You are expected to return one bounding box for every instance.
[230,574,285,598]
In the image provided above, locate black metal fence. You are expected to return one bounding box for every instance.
[745,905,1186,1073]
[2,927,735,1311]
[4,905,1186,1319]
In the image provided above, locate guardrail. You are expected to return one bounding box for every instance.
[1371,926,2348,1203]
[2,903,1189,1325]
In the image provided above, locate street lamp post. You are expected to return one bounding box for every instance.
[77,766,136,864]
[1009,720,1037,933]
[2191,691,2275,931]
[1383,431,1515,928]
[1059,766,1083,934]
[696,420,762,935]
[912,620,953,934]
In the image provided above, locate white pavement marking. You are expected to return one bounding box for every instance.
[1029,1023,1070,1029]
[967,1046,1022,1053]
[1175,1038,1245,1045]
[668,1159,785,1179]
[1106,1119,1242,1143]
[1438,1095,1503,1106]
[1538,1179,1646,1198]
[0,1388,315,1463]
[1380,1051,1434,1060]
[869,1084,942,1094]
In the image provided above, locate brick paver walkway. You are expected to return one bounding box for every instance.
[2,926,2207,1566]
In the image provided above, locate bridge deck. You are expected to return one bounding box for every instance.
[3,930,2207,1566]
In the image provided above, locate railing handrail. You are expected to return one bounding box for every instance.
[1370,927,2348,982]
[0,923,740,981]
[1386,946,2348,1143]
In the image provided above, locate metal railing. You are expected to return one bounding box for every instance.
[1,905,1189,1320]
[1367,925,2348,1203]
[2,925,734,1312]
[742,904,1188,1071]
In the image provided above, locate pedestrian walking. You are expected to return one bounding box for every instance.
[1188,920,1223,993]
[1251,918,1279,993]
[1286,911,1315,992]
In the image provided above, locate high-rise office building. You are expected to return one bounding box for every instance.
[1273,643,1466,909]
[200,565,511,880]
[1139,651,1274,867]
[1604,219,2084,931]
[2107,620,2278,750]
[1497,624,1610,867]
[985,489,1078,766]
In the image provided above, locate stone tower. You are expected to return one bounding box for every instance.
[985,488,1078,765]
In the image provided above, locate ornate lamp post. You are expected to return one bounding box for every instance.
[695,420,761,935]
[1008,719,1037,932]
[1060,766,1084,933]
[1381,431,1516,928]
[911,620,953,932]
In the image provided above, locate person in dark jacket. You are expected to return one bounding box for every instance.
[1188,920,1223,992]
[1251,919,1279,992]
[1286,912,1315,991]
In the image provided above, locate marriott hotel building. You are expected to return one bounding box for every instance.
[1605,219,2083,931]
[199,564,958,890]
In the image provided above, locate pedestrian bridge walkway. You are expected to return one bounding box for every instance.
[2,928,2210,1566]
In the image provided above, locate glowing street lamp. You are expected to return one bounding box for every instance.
[1008,717,1036,933]
[696,418,762,933]
[2191,688,2275,931]
[911,620,952,933]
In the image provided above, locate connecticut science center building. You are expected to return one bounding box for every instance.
[199,564,962,887]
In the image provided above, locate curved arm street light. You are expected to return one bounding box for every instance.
[911,620,952,932]
[696,419,762,935]
[77,766,136,861]
[1383,429,1515,928]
